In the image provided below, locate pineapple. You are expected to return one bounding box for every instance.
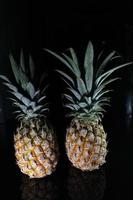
[45,42,131,171]
[0,51,59,178]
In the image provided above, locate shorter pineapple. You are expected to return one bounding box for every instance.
[45,42,131,171]
[0,51,59,178]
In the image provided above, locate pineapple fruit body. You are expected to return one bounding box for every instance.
[14,120,59,178]
[66,118,107,171]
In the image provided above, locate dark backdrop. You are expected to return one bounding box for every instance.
[0,2,133,200]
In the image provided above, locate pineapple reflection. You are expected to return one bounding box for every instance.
[20,174,59,200]
[65,166,106,200]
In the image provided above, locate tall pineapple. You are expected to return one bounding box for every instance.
[45,42,131,171]
[0,51,59,178]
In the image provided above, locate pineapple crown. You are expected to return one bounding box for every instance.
[45,41,132,122]
[0,50,49,121]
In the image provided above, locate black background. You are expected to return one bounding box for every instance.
[0,1,133,200]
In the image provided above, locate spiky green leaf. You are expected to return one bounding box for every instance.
[83,108,89,113]
[84,41,94,92]
[63,94,75,103]
[45,48,75,74]
[13,102,27,113]
[26,82,35,99]
[77,77,87,95]
[33,105,44,112]
[65,112,76,118]
[91,104,106,113]
[56,70,75,86]
[65,104,80,110]
[40,108,49,113]
[8,97,18,103]
[67,88,81,100]
[96,62,132,86]
[37,95,46,103]
[61,77,75,89]
[95,90,112,100]
[9,54,20,83]
[3,82,18,92]
[95,97,110,103]
[85,97,92,105]
[65,104,76,110]
[19,68,29,91]
[41,85,49,95]
[96,50,104,66]
[29,55,35,80]
[33,89,40,99]
[0,75,11,83]
[20,49,25,72]
[62,53,80,77]
[69,48,79,66]
[93,77,120,99]
[78,102,87,108]
[13,110,21,114]
[11,92,31,106]
[96,51,116,78]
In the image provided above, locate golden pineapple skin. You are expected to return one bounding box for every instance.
[14,121,59,178]
[65,119,107,171]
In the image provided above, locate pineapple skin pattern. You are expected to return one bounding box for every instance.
[66,119,107,171]
[45,41,131,171]
[14,120,59,178]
